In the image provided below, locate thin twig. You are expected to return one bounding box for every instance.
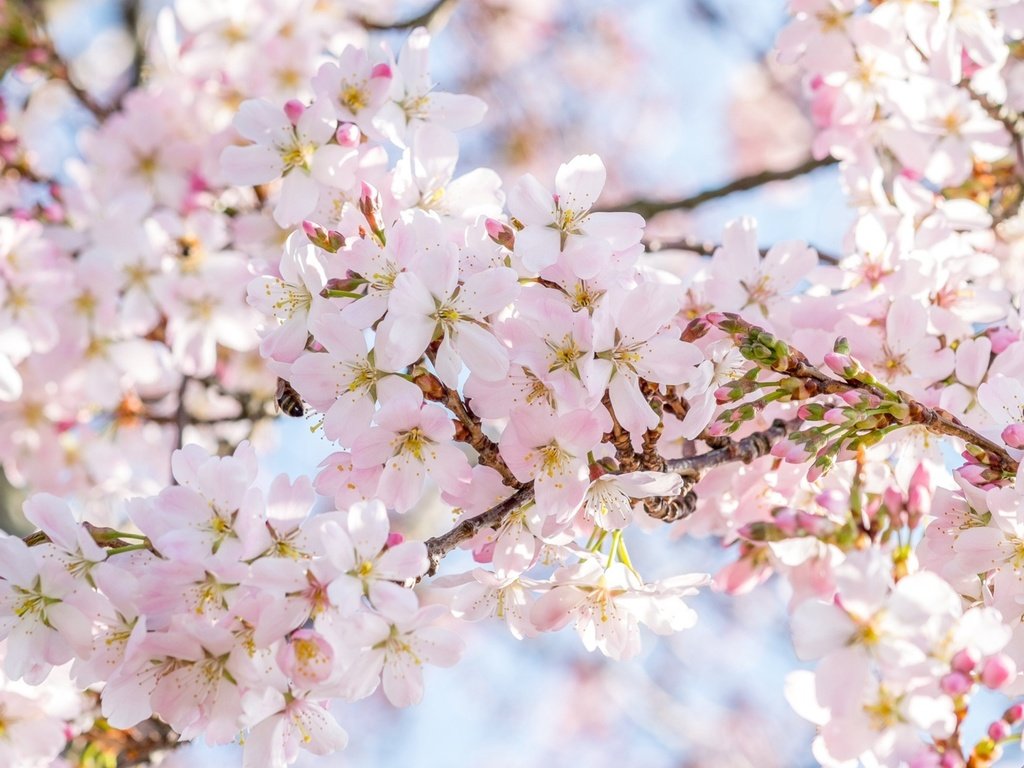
[644,236,841,265]
[359,0,458,31]
[607,155,839,218]
[425,485,534,575]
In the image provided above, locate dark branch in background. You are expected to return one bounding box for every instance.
[359,0,459,31]
[423,419,801,575]
[607,155,839,218]
[121,0,146,91]
[644,235,841,265]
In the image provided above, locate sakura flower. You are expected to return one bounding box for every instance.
[0,689,69,766]
[583,471,685,530]
[243,694,348,768]
[311,46,393,131]
[350,390,471,513]
[508,154,644,278]
[220,98,356,226]
[375,28,487,146]
[290,314,418,444]
[0,534,101,684]
[323,500,427,617]
[705,217,818,326]
[591,282,703,434]
[383,250,518,385]
[500,407,605,521]
[439,569,539,640]
[247,232,332,364]
[531,560,703,660]
[336,604,464,707]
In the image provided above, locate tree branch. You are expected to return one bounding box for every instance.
[425,484,534,575]
[358,0,458,31]
[423,419,801,575]
[644,235,841,265]
[664,418,795,476]
[608,155,838,218]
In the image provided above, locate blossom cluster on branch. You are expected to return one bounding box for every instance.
[3,0,1024,766]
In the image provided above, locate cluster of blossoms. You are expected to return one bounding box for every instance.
[4,0,1024,766]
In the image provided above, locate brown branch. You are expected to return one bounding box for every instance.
[358,0,458,31]
[644,235,841,265]
[416,372,520,487]
[607,155,839,218]
[665,418,795,476]
[425,484,534,575]
[423,419,800,573]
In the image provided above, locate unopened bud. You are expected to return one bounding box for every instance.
[370,62,393,80]
[1003,703,1024,724]
[283,99,304,126]
[951,647,980,674]
[386,532,404,548]
[485,218,515,250]
[413,372,445,401]
[335,122,361,147]
[359,181,386,242]
[940,671,973,696]
[302,220,346,253]
[832,337,850,355]
[981,655,1016,690]
[987,719,1010,741]
[823,407,847,425]
[1002,423,1024,450]
[681,317,710,342]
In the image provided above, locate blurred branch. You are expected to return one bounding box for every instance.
[4,0,112,118]
[644,235,841,265]
[359,0,459,31]
[121,0,146,90]
[607,155,839,218]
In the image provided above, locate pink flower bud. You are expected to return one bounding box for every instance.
[883,487,904,517]
[335,122,361,147]
[938,753,965,768]
[940,671,973,696]
[484,218,515,250]
[283,99,304,126]
[907,462,931,522]
[714,386,734,404]
[823,408,847,425]
[988,719,1010,741]
[371,62,393,80]
[951,647,980,674]
[473,540,495,563]
[823,352,852,376]
[704,312,727,327]
[1002,424,1024,450]
[795,511,832,536]
[1003,703,1024,724]
[772,507,799,536]
[386,532,404,548]
[277,629,334,687]
[981,655,1017,689]
[706,421,728,438]
[957,464,989,486]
